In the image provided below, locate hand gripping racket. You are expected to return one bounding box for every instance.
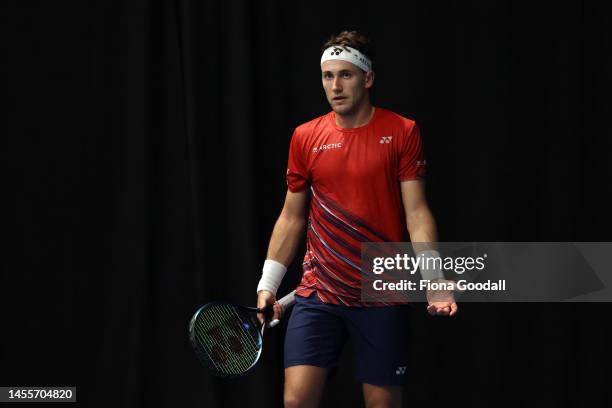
[189,290,296,378]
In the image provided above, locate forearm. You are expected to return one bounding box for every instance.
[266,214,306,266]
[406,207,438,244]
[407,208,444,281]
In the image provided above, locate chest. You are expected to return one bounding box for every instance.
[307,132,399,182]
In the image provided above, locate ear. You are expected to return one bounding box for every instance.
[364,70,375,89]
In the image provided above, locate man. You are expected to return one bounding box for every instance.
[256,31,459,408]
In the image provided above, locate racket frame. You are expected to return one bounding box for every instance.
[189,290,296,379]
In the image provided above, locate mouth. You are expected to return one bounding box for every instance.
[332,96,347,102]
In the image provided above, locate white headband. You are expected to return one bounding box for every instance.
[320,45,372,72]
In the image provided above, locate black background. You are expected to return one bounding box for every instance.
[2,0,612,407]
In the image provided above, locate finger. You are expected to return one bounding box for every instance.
[267,303,284,328]
[427,305,437,315]
[258,303,272,323]
[272,303,282,321]
[449,302,458,316]
[433,306,445,316]
[277,303,285,317]
[257,298,267,311]
[437,306,450,315]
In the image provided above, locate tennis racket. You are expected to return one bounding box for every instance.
[189,290,296,378]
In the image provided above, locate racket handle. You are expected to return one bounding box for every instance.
[277,290,296,308]
[263,290,297,328]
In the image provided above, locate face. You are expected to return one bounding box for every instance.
[321,60,374,116]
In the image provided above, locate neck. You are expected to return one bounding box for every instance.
[335,100,375,129]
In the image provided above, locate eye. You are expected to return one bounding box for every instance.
[342,72,352,79]
[323,73,333,80]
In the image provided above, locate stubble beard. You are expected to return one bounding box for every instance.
[327,81,368,117]
[330,95,360,117]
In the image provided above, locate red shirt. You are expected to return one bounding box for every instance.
[287,107,426,306]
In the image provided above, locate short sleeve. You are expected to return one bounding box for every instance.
[398,122,427,180]
[286,129,310,192]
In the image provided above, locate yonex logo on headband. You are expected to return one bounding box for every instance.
[321,45,372,72]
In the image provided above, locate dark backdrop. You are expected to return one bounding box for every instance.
[3,0,612,407]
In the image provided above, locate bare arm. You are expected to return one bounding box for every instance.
[400,179,437,243]
[266,189,308,265]
[401,180,458,316]
[257,189,308,323]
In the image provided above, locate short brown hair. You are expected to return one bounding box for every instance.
[321,30,374,65]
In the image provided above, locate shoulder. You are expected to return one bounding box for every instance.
[376,107,418,133]
[294,112,333,137]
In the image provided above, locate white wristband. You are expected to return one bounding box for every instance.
[417,249,445,281]
[256,259,287,296]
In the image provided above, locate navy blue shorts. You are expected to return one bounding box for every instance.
[284,292,412,386]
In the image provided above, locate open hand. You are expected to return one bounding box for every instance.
[425,279,461,317]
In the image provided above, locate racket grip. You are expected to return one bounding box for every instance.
[263,290,297,328]
[277,290,296,308]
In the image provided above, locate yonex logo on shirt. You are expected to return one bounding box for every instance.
[380,136,392,144]
[396,366,407,375]
[313,142,343,153]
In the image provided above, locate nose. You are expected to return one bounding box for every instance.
[332,76,342,93]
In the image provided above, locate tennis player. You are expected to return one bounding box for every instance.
[256,30,458,408]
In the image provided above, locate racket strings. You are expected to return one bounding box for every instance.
[194,314,255,374]
[193,304,261,376]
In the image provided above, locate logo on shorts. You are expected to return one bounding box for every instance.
[380,136,392,144]
[395,366,407,375]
